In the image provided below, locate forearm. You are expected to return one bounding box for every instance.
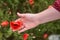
[37,6,60,24]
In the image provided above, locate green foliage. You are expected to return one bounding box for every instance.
[0,0,60,40]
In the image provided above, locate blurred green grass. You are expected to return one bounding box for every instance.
[0,0,60,40]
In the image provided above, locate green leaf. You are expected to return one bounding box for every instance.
[0,31,3,40]
[4,29,12,38]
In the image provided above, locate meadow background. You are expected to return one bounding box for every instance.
[0,0,60,40]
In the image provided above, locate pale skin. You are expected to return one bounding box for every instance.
[15,6,60,33]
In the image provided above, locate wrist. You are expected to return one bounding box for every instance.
[36,7,60,24]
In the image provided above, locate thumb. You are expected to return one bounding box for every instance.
[17,12,26,18]
[18,28,28,33]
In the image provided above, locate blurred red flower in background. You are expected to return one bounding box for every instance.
[10,21,23,31]
[43,33,48,39]
[29,0,34,5]
[1,21,9,27]
[23,33,29,40]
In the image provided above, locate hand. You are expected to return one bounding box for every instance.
[15,7,60,33]
[15,13,40,33]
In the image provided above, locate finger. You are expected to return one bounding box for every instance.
[17,12,26,18]
[15,18,23,22]
[18,28,28,33]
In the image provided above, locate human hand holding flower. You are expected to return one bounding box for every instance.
[15,6,60,33]
[15,13,40,33]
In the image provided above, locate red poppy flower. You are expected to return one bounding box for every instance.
[29,0,34,5]
[43,33,48,39]
[23,33,29,40]
[1,21,9,27]
[10,21,23,31]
